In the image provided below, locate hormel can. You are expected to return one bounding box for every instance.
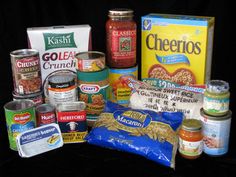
[56,102,87,143]
[4,100,36,151]
[27,25,92,101]
[36,104,56,127]
[77,68,109,126]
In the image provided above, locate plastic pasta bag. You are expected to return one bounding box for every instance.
[85,101,184,168]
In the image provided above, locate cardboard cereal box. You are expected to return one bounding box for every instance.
[141,14,214,85]
[27,25,91,99]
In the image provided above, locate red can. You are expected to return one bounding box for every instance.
[36,104,56,127]
[10,49,42,95]
[106,9,137,68]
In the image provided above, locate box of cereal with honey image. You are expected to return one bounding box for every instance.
[141,14,214,85]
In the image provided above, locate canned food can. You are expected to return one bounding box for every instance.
[36,104,56,127]
[10,49,42,95]
[75,51,105,72]
[12,91,44,106]
[200,108,232,156]
[77,67,109,126]
[48,74,77,106]
[56,102,87,143]
[4,99,36,151]
[109,65,138,106]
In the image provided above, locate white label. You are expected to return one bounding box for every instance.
[179,138,203,156]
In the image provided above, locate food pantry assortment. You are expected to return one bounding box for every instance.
[3,9,232,168]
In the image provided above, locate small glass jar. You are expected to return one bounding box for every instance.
[203,80,230,116]
[178,119,203,159]
[106,9,137,68]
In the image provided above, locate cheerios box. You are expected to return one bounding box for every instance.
[141,14,214,85]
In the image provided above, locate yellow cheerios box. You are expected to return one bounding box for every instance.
[141,14,215,85]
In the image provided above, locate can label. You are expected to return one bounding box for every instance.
[12,55,41,94]
[57,110,87,143]
[4,107,36,151]
[37,112,56,127]
[109,66,138,106]
[78,84,109,121]
[201,116,231,156]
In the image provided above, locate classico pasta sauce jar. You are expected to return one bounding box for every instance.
[106,9,137,68]
[178,119,203,159]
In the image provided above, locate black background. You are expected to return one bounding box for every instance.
[0,1,235,177]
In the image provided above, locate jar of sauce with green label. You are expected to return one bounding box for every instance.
[178,119,203,159]
[203,80,230,116]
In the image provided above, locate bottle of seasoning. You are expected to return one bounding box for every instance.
[203,80,230,116]
[106,8,137,68]
[178,119,203,159]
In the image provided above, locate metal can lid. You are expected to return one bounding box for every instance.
[36,104,55,113]
[108,8,134,17]
[75,51,105,60]
[56,102,86,112]
[10,49,39,58]
[12,91,43,98]
[206,80,229,93]
[181,119,202,131]
[4,99,35,111]
[48,74,75,88]
[200,108,232,121]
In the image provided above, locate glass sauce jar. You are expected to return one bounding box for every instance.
[106,9,137,68]
[178,119,203,159]
[203,80,230,116]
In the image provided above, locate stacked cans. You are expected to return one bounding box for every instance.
[10,49,43,105]
[201,80,231,156]
[75,51,109,127]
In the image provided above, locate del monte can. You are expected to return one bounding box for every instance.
[4,99,36,151]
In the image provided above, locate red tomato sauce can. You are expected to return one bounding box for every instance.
[36,104,56,127]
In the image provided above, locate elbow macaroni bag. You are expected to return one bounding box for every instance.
[85,101,184,168]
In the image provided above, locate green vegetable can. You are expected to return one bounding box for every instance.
[4,100,36,151]
[203,80,230,116]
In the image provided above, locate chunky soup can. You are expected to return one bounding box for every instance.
[10,49,42,95]
[200,108,232,156]
[4,99,36,151]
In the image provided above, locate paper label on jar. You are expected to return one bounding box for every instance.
[111,30,136,60]
[203,96,229,114]
[16,123,63,157]
[179,138,203,156]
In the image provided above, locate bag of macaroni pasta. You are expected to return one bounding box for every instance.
[85,101,184,168]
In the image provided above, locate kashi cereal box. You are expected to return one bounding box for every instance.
[27,25,91,100]
[141,14,215,85]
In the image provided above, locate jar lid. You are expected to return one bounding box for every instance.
[48,74,75,88]
[206,80,229,93]
[181,119,202,131]
[108,9,133,17]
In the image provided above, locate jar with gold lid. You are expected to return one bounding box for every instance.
[178,119,203,159]
[106,8,137,68]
